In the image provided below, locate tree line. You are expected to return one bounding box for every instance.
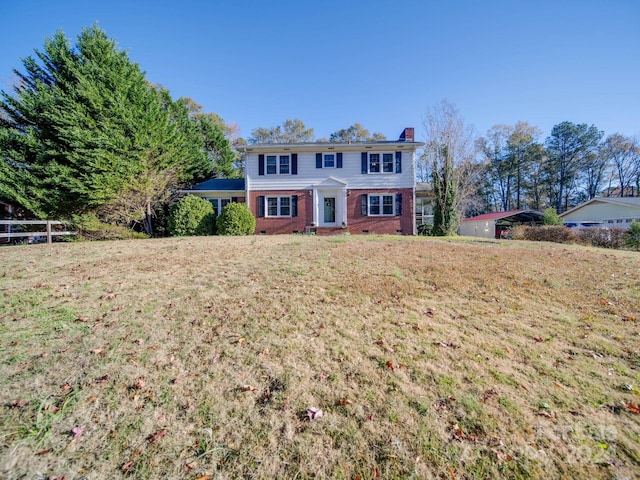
[419,100,639,235]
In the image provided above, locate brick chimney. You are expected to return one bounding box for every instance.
[399,127,414,142]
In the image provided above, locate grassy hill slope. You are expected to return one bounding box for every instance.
[1,235,639,479]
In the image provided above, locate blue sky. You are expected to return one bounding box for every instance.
[1,0,638,142]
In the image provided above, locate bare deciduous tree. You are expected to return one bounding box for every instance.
[421,100,477,235]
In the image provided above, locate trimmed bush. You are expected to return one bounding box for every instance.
[216,202,256,236]
[168,195,215,236]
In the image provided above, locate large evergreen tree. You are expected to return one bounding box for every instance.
[0,25,231,235]
[545,122,603,212]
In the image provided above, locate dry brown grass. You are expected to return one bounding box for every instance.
[1,235,639,480]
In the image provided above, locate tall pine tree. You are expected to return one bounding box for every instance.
[0,25,231,234]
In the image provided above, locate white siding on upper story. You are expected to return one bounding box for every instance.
[246,148,417,191]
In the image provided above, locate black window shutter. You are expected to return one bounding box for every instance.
[258,154,265,176]
[361,194,368,216]
[337,152,343,168]
[395,193,402,216]
[291,195,298,217]
[291,154,298,175]
[258,196,265,218]
[361,152,368,174]
[395,151,402,173]
[316,153,322,169]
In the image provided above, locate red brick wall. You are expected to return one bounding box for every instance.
[346,188,414,235]
[249,188,414,235]
[249,191,310,234]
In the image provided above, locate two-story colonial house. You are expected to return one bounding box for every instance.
[186,128,424,235]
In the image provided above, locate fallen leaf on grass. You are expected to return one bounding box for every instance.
[121,461,134,473]
[376,339,395,352]
[10,400,29,408]
[386,360,395,372]
[241,385,258,392]
[91,347,105,355]
[102,292,117,300]
[625,401,640,415]
[194,475,212,480]
[149,429,167,443]
[435,342,460,349]
[36,449,51,455]
[71,426,85,439]
[534,337,543,343]
[335,398,352,406]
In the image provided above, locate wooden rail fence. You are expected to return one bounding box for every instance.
[0,220,77,244]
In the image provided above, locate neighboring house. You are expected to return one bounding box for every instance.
[560,197,640,229]
[244,128,423,235]
[180,178,245,216]
[458,210,544,239]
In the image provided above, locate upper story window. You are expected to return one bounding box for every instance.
[259,154,297,176]
[324,154,335,168]
[266,155,290,175]
[316,152,343,169]
[362,151,402,174]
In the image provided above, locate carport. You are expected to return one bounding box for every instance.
[458,210,544,239]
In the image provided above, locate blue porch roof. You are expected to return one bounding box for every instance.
[188,178,245,191]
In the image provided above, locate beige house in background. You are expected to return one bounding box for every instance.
[560,197,640,229]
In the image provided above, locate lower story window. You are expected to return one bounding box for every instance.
[266,196,291,217]
[368,194,395,216]
[207,198,231,216]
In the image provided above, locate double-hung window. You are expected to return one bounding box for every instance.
[266,196,291,217]
[362,151,402,174]
[266,155,290,175]
[324,154,335,168]
[365,194,396,216]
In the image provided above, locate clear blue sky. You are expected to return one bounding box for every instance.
[1,0,638,142]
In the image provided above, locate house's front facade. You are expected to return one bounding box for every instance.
[244,128,423,235]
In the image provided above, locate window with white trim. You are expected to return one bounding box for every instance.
[367,153,394,173]
[368,194,395,216]
[266,196,291,217]
[266,155,290,175]
[324,154,335,168]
